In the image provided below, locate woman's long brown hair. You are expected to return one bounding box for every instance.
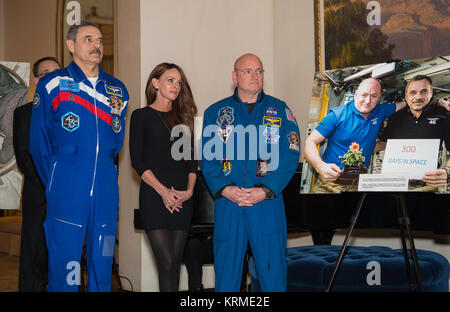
[145,63,197,133]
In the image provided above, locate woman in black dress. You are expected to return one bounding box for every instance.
[129,63,197,291]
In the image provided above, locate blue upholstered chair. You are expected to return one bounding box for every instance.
[286,245,449,292]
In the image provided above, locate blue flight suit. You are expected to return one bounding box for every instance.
[29,61,128,292]
[200,90,300,291]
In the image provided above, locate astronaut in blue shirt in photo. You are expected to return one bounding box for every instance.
[304,78,406,193]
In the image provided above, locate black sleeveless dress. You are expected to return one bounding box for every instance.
[129,106,197,230]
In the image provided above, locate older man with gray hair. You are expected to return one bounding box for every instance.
[29,21,128,292]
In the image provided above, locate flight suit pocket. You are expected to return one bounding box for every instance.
[95,222,117,258]
[43,216,85,261]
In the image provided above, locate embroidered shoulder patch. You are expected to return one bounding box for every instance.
[105,84,123,97]
[108,96,124,115]
[33,93,40,108]
[287,131,300,151]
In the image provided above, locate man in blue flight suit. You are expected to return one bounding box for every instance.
[200,53,300,291]
[29,21,128,292]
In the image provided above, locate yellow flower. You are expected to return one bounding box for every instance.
[349,142,360,152]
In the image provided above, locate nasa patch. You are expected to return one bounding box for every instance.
[265,106,279,116]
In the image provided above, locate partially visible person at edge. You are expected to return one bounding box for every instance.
[129,63,198,292]
[376,74,450,191]
[13,56,61,291]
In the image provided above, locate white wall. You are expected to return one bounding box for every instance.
[116,0,143,292]
[274,0,315,160]
[140,0,276,112]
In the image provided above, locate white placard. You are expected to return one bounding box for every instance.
[381,139,440,180]
[358,174,408,192]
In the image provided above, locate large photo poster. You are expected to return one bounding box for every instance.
[0,62,30,209]
[301,55,450,194]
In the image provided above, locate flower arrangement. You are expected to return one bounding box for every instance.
[339,142,365,167]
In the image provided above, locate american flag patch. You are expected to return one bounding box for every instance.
[285,108,297,124]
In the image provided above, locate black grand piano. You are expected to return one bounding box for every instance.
[191,164,450,244]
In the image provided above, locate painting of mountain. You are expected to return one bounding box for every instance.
[324,0,450,69]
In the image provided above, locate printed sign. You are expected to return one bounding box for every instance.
[358,174,408,192]
[381,139,440,180]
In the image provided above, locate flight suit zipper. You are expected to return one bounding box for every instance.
[54,217,83,228]
[90,80,100,197]
[48,161,58,192]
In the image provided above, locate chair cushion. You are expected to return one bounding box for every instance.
[287,245,449,292]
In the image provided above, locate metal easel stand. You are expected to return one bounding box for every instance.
[325,192,424,292]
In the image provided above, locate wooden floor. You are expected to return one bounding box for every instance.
[0,252,123,292]
[0,253,19,292]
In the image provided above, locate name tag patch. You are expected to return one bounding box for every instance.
[60,79,79,92]
[263,126,280,144]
